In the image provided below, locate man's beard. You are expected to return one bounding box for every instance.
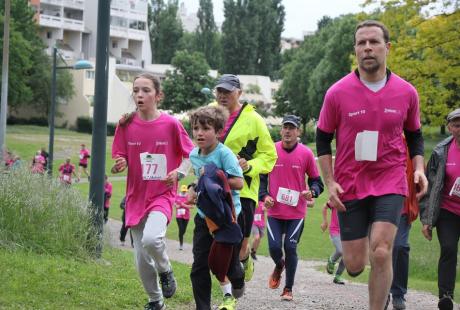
[359,57,381,74]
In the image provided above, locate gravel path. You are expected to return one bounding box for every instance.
[106,219,447,310]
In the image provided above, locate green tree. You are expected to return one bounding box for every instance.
[221,0,284,77]
[276,15,356,129]
[161,51,215,113]
[0,0,73,117]
[195,0,222,69]
[149,0,184,64]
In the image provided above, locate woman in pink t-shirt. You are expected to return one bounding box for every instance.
[78,144,90,180]
[111,73,194,309]
[321,201,345,285]
[174,184,194,250]
[31,151,46,174]
[420,109,460,309]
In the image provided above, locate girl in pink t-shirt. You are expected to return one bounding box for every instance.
[174,184,194,250]
[250,201,266,261]
[321,201,346,285]
[111,73,194,308]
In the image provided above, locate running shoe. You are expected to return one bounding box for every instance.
[268,260,285,289]
[159,270,176,298]
[280,287,293,301]
[250,249,257,261]
[243,255,254,282]
[144,300,166,310]
[438,294,454,310]
[333,274,345,285]
[392,296,406,310]
[326,256,335,274]
[218,294,237,310]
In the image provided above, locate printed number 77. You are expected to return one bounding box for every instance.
[146,163,158,175]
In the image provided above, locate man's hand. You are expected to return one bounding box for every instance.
[320,221,328,232]
[264,196,274,209]
[414,170,428,200]
[237,156,250,172]
[301,190,313,200]
[328,181,346,212]
[422,224,432,241]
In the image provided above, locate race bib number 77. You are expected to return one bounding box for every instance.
[140,152,167,180]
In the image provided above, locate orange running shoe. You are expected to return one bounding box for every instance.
[268,260,285,289]
[280,287,293,301]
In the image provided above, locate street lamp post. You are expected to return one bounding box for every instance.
[47,47,93,175]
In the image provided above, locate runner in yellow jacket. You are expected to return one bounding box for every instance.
[216,74,277,282]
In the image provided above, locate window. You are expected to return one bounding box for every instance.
[47,32,52,39]
[112,41,118,48]
[86,71,95,80]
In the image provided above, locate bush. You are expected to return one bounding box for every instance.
[7,116,48,127]
[0,168,100,259]
[76,117,117,136]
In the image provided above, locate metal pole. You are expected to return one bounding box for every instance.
[0,0,11,162]
[89,0,111,257]
[47,47,57,175]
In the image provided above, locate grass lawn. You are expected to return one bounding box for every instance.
[5,124,458,303]
[0,246,220,309]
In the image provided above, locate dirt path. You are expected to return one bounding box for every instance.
[106,219,444,310]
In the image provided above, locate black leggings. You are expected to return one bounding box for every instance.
[436,209,460,298]
[176,218,189,246]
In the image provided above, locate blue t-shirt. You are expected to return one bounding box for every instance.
[190,142,243,217]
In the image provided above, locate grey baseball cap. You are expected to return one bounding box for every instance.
[447,108,460,122]
[215,74,241,91]
[282,115,301,128]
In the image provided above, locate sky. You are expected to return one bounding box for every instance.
[184,0,366,39]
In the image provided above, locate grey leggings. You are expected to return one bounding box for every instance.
[331,234,345,276]
[131,211,171,302]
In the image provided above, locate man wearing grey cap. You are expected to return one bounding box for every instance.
[259,114,324,300]
[216,74,277,282]
[420,108,460,310]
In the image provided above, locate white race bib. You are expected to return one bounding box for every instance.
[63,175,70,182]
[79,154,84,160]
[449,177,460,198]
[140,152,167,180]
[355,130,378,161]
[254,214,262,221]
[276,187,300,207]
[177,208,186,216]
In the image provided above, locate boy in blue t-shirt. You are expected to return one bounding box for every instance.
[189,105,245,310]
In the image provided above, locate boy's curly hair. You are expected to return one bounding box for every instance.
[189,105,229,133]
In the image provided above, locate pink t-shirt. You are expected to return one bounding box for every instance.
[79,148,90,165]
[59,163,75,184]
[112,113,194,227]
[253,201,265,227]
[104,182,113,208]
[317,72,421,202]
[267,142,320,220]
[441,140,460,216]
[329,206,340,236]
[32,155,46,173]
[220,109,240,140]
[175,194,191,220]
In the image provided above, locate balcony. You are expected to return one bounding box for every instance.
[39,14,84,32]
[41,0,84,10]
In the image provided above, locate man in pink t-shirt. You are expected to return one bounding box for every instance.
[78,144,90,180]
[59,158,78,185]
[316,20,428,309]
[260,115,324,301]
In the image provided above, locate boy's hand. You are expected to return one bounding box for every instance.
[112,156,127,173]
